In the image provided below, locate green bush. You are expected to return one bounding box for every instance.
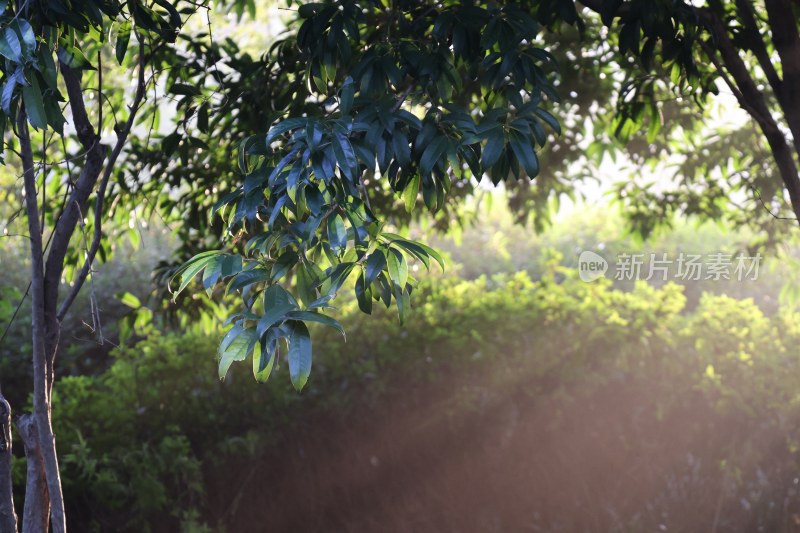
[36,257,800,531]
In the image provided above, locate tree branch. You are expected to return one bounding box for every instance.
[57,39,148,322]
[734,0,783,90]
[42,65,107,364]
[59,64,97,147]
[763,0,800,158]
[699,13,800,223]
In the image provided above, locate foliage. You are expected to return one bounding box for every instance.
[170,1,565,389]
[36,257,800,530]
[155,0,800,392]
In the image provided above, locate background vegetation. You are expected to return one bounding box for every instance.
[4,202,800,532]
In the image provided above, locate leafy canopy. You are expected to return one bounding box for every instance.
[171,1,563,390]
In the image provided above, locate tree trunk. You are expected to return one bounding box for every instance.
[16,416,48,533]
[0,392,17,533]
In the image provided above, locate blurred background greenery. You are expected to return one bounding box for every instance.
[4,198,800,532]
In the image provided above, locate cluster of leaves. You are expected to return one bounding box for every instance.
[0,0,189,140]
[171,0,564,390]
[116,0,788,295]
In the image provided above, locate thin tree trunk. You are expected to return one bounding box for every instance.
[0,391,17,533]
[16,416,48,533]
[18,107,66,533]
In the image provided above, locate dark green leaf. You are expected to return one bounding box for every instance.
[287,320,312,391]
[419,135,448,176]
[508,131,540,178]
[365,249,386,286]
[340,76,354,114]
[57,39,95,70]
[481,127,505,170]
[116,20,131,64]
[355,272,372,314]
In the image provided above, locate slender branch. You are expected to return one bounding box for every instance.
[57,38,148,322]
[0,282,31,348]
[59,65,96,147]
[734,0,782,90]
[390,84,414,112]
[699,40,771,125]
[698,12,800,223]
[39,136,45,236]
[42,65,107,348]
[97,51,103,134]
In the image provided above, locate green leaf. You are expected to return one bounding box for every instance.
[253,337,277,383]
[386,248,408,288]
[508,131,540,178]
[22,73,47,131]
[327,213,347,255]
[419,135,448,176]
[0,26,22,63]
[257,284,299,337]
[365,249,386,286]
[1,68,21,113]
[287,320,312,391]
[481,127,505,170]
[202,256,222,295]
[266,117,308,144]
[393,282,410,324]
[57,39,95,70]
[116,20,131,64]
[340,76,354,114]
[296,263,317,307]
[355,272,372,314]
[172,250,222,296]
[37,46,58,89]
[11,20,35,59]
[392,130,411,166]
[118,292,141,308]
[226,268,270,293]
[170,83,201,96]
[402,173,419,212]
[381,233,445,269]
[333,132,358,181]
[219,327,257,380]
[533,107,561,136]
[270,251,298,282]
[153,0,182,29]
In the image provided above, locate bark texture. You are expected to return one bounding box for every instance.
[0,392,17,533]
